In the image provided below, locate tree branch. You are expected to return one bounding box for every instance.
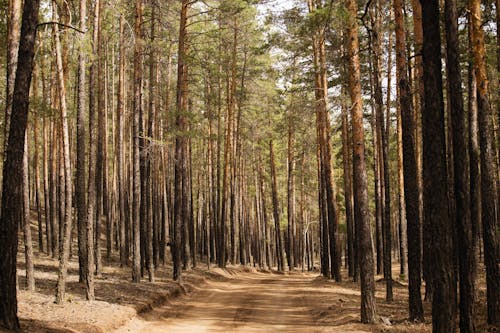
[37,21,86,34]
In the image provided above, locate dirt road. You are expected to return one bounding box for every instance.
[114,270,373,333]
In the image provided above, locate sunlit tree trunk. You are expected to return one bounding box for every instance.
[54,1,74,304]
[346,0,377,322]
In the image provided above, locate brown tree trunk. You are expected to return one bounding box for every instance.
[33,72,44,254]
[0,0,39,328]
[86,0,99,301]
[287,113,296,270]
[54,3,74,303]
[346,0,377,322]
[23,135,35,292]
[395,0,422,317]
[420,0,457,330]
[270,139,285,272]
[94,0,106,277]
[173,0,190,281]
[341,92,355,279]
[309,0,341,281]
[117,14,127,268]
[469,0,500,325]
[132,0,143,283]
[468,23,481,298]
[410,0,430,301]
[445,0,476,330]
[76,0,88,289]
[3,0,21,154]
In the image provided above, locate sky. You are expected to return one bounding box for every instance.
[256,0,297,19]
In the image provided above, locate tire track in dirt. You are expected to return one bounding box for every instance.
[113,271,371,333]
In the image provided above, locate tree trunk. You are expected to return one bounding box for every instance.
[287,113,296,270]
[0,0,39,328]
[132,0,143,283]
[117,14,127,268]
[33,71,44,254]
[23,135,35,292]
[346,0,377,322]
[445,0,476,330]
[341,93,355,279]
[76,0,88,289]
[395,0,422,317]
[420,0,457,330]
[270,139,284,272]
[469,0,500,325]
[3,0,21,154]
[54,3,74,304]
[173,0,190,281]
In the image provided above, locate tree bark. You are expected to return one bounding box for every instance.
[420,0,457,330]
[76,0,89,290]
[445,0,476,330]
[0,0,39,328]
[346,0,377,322]
[469,0,500,325]
[270,139,285,272]
[395,0,422,317]
[54,3,74,304]
[173,0,190,281]
[3,0,22,154]
[117,14,127,268]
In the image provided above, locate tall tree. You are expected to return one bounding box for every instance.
[54,0,74,304]
[117,14,127,268]
[3,0,21,151]
[395,0,422,318]
[308,0,341,281]
[0,0,40,328]
[420,0,456,330]
[346,0,377,322]
[445,0,476,330]
[132,0,143,283]
[22,136,35,292]
[173,0,190,281]
[270,138,284,272]
[76,0,89,295]
[469,0,500,325]
[86,0,99,300]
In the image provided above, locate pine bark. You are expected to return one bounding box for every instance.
[23,136,35,292]
[3,0,21,152]
[445,0,476,330]
[54,3,74,304]
[287,114,296,270]
[173,0,190,281]
[420,0,457,330]
[395,0,422,317]
[270,139,285,272]
[346,0,377,322]
[469,0,500,324]
[76,0,88,288]
[132,0,143,283]
[117,15,127,268]
[0,0,39,328]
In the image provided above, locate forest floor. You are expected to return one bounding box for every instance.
[2,223,494,333]
[9,258,495,333]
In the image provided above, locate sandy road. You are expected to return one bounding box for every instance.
[114,270,371,333]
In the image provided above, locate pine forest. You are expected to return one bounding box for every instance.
[0,0,498,332]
